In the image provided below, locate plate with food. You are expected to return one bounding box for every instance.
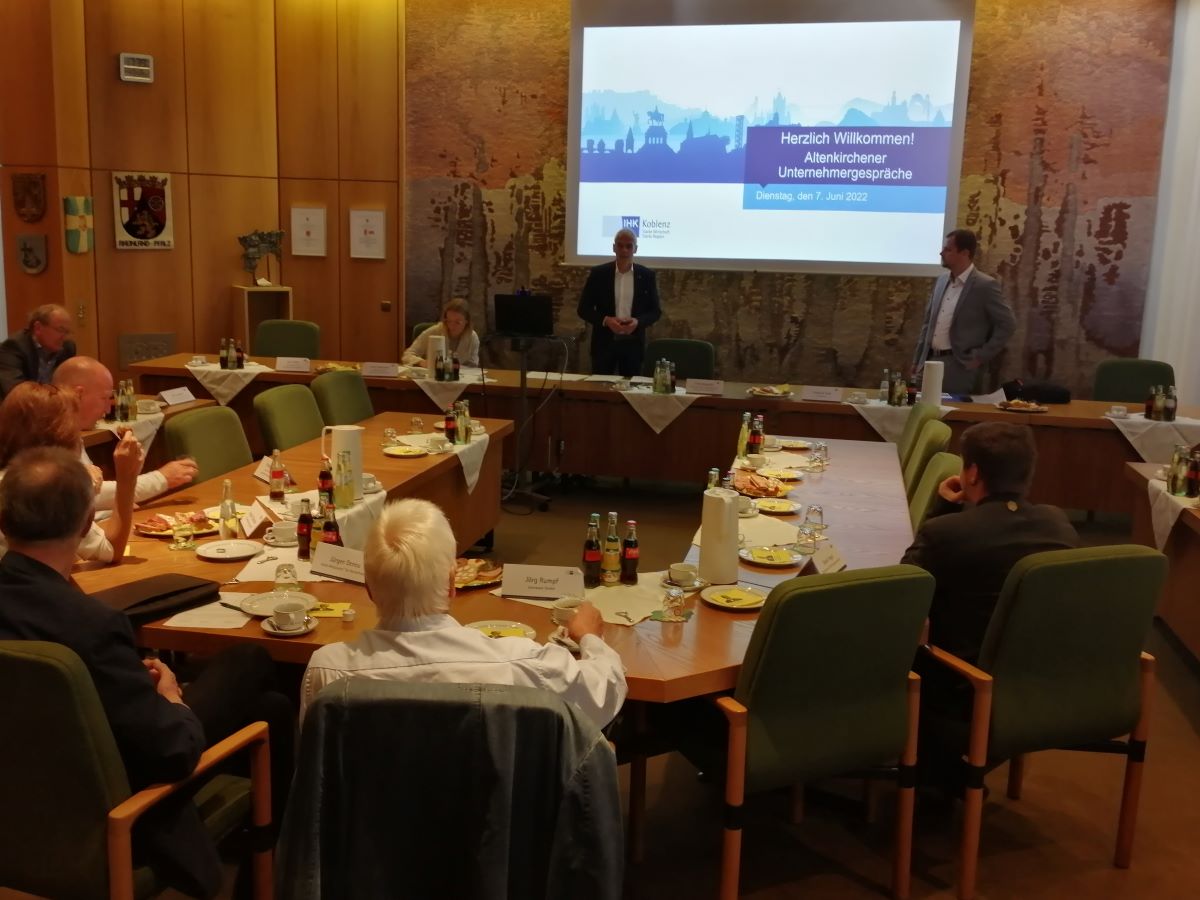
[314,362,361,374]
[739,546,807,567]
[747,384,793,398]
[455,558,504,589]
[383,445,428,458]
[779,440,812,451]
[135,511,218,538]
[755,498,802,515]
[995,399,1049,413]
[700,585,766,611]
[466,620,535,639]
[756,467,803,482]
[732,471,790,498]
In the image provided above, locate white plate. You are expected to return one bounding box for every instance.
[261,616,318,637]
[195,540,263,562]
[779,440,812,451]
[755,498,802,515]
[757,468,803,481]
[700,585,767,611]
[240,591,320,617]
[739,546,807,567]
[465,620,536,639]
[383,445,428,458]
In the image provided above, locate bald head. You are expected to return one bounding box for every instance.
[0,446,94,547]
[53,356,113,430]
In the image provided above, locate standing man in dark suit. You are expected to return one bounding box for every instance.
[577,228,662,376]
[0,303,77,399]
[911,229,1015,395]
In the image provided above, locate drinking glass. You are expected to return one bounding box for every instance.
[408,416,425,434]
[793,526,818,555]
[273,563,301,600]
[169,515,195,551]
[803,504,826,532]
[811,441,829,469]
[662,586,687,621]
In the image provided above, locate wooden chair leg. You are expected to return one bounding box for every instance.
[716,696,749,900]
[790,784,804,824]
[720,825,743,900]
[1006,754,1026,800]
[250,731,274,899]
[959,785,985,900]
[1115,653,1155,868]
[893,672,920,900]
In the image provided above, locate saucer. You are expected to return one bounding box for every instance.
[261,616,318,637]
[466,620,536,639]
[660,573,710,591]
[263,533,299,548]
[1105,411,1130,420]
[739,546,806,567]
[240,592,319,617]
[363,483,384,494]
[738,507,759,519]
[196,540,263,561]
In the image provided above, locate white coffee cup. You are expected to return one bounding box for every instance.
[1109,405,1128,418]
[551,596,582,626]
[429,435,450,452]
[137,399,160,415]
[763,435,779,449]
[848,390,867,404]
[736,495,753,514]
[266,522,298,544]
[362,472,380,491]
[271,601,307,631]
[189,355,206,365]
[747,453,767,469]
[668,562,699,587]
[470,419,484,434]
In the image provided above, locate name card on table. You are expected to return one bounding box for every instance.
[311,542,366,583]
[686,378,725,396]
[239,501,271,538]
[158,386,196,406]
[361,361,400,378]
[799,385,844,403]
[802,543,847,575]
[500,564,585,601]
[253,456,273,483]
[275,357,312,373]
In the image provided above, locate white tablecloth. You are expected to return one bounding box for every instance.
[1108,414,1200,464]
[413,378,471,410]
[848,400,953,444]
[1145,475,1200,549]
[692,514,798,548]
[255,488,388,551]
[619,388,699,434]
[399,431,491,493]
[92,411,165,454]
[186,361,273,406]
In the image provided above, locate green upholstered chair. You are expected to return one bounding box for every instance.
[163,406,254,484]
[311,370,375,425]
[640,338,717,380]
[908,451,962,531]
[672,566,933,900]
[896,403,942,471]
[921,546,1167,900]
[252,319,320,359]
[1092,358,1175,403]
[253,384,325,452]
[0,641,273,900]
[902,419,952,501]
[411,321,437,343]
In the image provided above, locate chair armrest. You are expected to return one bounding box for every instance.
[714,696,749,808]
[715,695,748,723]
[921,646,993,769]
[920,644,993,690]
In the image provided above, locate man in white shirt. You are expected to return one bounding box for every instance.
[53,356,197,508]
[577,228,662,376]
[911,228,1015,394]
[301,498,628,730]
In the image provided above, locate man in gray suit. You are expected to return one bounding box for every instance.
[911,229,1015,395]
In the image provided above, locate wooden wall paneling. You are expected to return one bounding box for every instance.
[336,0,398,181]
[0,1,56,166]
[92,169,193,375]
[188,174,279,353]
[49,0,90,169]
[57,166,99,357]
[1,167,66,333]
[84,0,188,173]
[183,0,278,177]
[279,179,341,358]
[339,180,398,361]
[276,0,339,180]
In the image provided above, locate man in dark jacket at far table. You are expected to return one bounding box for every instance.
[0,303,77,398]
[577,228,662,377]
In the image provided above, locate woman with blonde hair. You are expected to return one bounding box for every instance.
[402,298,480,368]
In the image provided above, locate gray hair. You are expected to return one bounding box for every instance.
[26,304,70,330]
[614,228,637,246]
[365,498,457,625]
[0,447,94,544]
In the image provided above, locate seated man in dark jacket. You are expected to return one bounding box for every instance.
[0,303,77,398]
[0,447,294,897]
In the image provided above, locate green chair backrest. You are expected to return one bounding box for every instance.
[734,566,933,792]
[908,451,962,530]
[896,403,941,470]
[902,419,952,500]
[311,370,375,425]
[164,406,254,483]
[252,319,321,359]
[411,321,437,343]
[640,339,716,380]
[1092,358,1175,403]
[0,641,132,898]
[979,546,1166,761]
[253,384,325,452]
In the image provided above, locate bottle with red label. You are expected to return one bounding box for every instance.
[620,520,640,585]
[443,407,458,445]
[322,504,343,546]
[318,455,334,510]
[582,513,601,588]
[269,449,286,503]
[746,416,764,456]
[297,498,313,561]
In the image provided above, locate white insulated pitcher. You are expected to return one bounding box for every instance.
[321,424,365,500]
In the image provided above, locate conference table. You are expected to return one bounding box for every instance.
[130,353,1185,514]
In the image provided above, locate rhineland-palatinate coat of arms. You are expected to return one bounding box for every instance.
[112,172,174,249]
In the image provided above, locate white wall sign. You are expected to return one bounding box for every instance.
[290,206,327,257]
[349,209,386,259]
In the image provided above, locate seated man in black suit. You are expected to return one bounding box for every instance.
[0,447,294,897]
[577,228,662,376]
[0,303,77,398]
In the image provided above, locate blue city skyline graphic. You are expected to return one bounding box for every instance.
[580,89,951,184]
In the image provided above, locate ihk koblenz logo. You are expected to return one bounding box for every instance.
[602,215,640,236]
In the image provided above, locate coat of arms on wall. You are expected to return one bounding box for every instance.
[16,234,47,274]
[12,173,47,223]
[63,196,94,254]
[112,172,173,249]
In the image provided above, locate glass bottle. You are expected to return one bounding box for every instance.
[218,478,238,539]
[736,412,751,460]
[235,340,246,369]
[879,369,890,403]
[125,380,138,421]
[116,380,129,422]
[1144,385,1157,420]
[321,504,343,546]
[103,386,117,423]
[746,415,764,456]
[297,498,313,561]
[706,468,720,489]
[1188,452,1200,499]
[318,455,334,511]
[582,514,602,589]
[452,353,461,382]
[219,337,229,370]
[334,450,354,509]
[600,511,621,586]
[1153,386,1166,422]
[1164,386,1178,423]
[269,449,286,503]
[669,360,677,393]
[620,520,640,585]
[443,407,458,445]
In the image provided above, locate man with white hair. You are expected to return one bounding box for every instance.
[301,499,628,729]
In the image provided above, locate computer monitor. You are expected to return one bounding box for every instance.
[492,293,554,338]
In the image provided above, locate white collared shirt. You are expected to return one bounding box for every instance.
[614,265,634,320]
[78,445,167,512]
[300,613,628,729]
[931,264,975,352]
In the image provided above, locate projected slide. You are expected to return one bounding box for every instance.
[575,20,963,269]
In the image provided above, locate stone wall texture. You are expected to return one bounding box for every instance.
[405,1,1173,394]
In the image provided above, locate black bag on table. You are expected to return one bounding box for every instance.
[91,574,220,626]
